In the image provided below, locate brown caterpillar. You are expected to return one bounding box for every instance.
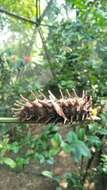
[13,89,100,124]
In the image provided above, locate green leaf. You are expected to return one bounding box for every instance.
[67,131,78,143]
[9,142,20,153]
[16,157,29,167]
[87,135,101,147]
[77,141,91,157]
[49,147,60,156]
[82,142,90,156]
[71,141,91,161]
[77,128,85,140]
[3,157,16,168]
[61,142,72,153]
[41,171,53,179]
[97,128,107,136]
[34,153,45,163]
[101,112,107,123]
[51,133,63,147]
[88,123,98,133]
[66,131,91,161]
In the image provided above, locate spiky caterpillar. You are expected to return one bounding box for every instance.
[13,90,99,124]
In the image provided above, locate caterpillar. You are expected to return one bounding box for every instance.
[13,89,100,124]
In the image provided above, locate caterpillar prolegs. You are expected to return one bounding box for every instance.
[13,89,100,124]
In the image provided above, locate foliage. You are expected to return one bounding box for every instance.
[39,113,107,189]
[100,154,107,174]
[0,48,42,116]
[1,112,107,189]
[45,0,107,99]
[0,0,37,30]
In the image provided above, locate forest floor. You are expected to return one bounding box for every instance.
[0,165,56,190]
[0,152,74,190]
[0,125,76,190]
[0,123,105,190]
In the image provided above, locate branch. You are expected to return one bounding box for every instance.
[0,8,54,28]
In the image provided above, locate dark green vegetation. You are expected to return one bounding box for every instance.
[0,0,107,189]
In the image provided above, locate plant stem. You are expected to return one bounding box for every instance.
[0,117,37,123]
[82,154,95,183]
[0,117,19,123]
[80,156,84,175]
